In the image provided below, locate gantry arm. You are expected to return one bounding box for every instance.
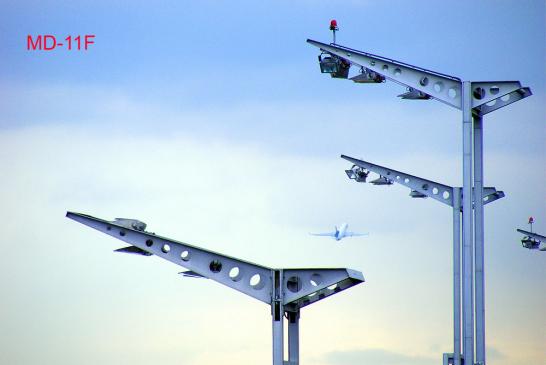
[516,229,546,241]
[307,40,531,113]
[472,86,532,116]
[307,39,462,109]
[67,212,273,304]
[342,155,455,206]
[341,155,504,207]
[283,269,364,311]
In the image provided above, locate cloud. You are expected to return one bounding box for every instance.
[321,348,437,365]
[487,346,506,361]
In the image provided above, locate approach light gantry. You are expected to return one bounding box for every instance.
[308,35,531,365]
[67,212,364,365]
[342,155,505,365]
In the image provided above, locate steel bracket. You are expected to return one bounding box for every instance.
[473,87,532,116]
[470,81,526,109]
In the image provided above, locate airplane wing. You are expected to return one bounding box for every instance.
[345,232,369,237]
[309,232,336,237]
[517,229,546,241]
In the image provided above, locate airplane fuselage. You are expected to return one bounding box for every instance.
[335,223,349,241]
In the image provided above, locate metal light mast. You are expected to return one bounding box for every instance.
[308,34,531,365]
[342,155,505,365]
[67,212,364,365]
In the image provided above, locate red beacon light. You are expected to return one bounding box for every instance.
[329,19,339,44]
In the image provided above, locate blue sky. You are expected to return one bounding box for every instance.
[0,1,544,365]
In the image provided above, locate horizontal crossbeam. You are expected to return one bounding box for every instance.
[516,229,546,241]
[342,155,504,208]
[307,39,462,109]
[342,155,454,206]
[67,211,274,303]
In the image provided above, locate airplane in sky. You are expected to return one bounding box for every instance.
[310,223,368,241]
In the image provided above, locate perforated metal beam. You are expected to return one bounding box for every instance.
[67,211,274,303]
[342,155,455,206]
[283,269,364,311]
[473,87,532,116]
[470,81,524,109]
[307,39,462,109]
[341,155,504,208]
[516,229,546,241]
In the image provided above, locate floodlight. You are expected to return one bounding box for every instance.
[318,53,350,79]
[398,87,431,100]
[370,175,393,185]
[345,165,368,182]
[409,189,427,198]
[350,69,385,84]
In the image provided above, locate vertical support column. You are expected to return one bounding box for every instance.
[288,310,300,365]
[453,188,462,365]
[474,114,486,365]
[462,81,475,365]
[272,270,284,365]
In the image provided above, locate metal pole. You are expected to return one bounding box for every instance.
[272,270,284,365]
[453,187,462,365]
[462,81,475,365]
[474,114,486,365]
[288,311,300,365]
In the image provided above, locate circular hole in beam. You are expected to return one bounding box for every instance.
[473,87,485,100]
[209,260,222,273]
[250,274,265,290]
[419,77,429,86]
[310,274,323,287]
[180,250,190,261]
[145,239,153,247]
[287,276,302,293]
[229,267,242,281]
[161,244,171,253]
[443,191,450,200]
[433,82,444,93]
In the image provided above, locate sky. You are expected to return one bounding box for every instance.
[0,1,544,365]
